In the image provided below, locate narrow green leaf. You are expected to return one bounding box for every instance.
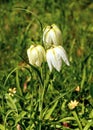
[57,117,75,123]
[44,101,58,120]
[89,109,93,118]
[90,84,93,98]
[3,67,18,87]
[4,109,17,129]
[16,111,27,123]
[5,94,17,112]
[16,69,23,96]
[83,121,93,130]
[0,124,5,130]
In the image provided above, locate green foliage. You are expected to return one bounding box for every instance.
[0,0,93,129]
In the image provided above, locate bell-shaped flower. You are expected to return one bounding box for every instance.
[46,46,70,72]
[43,24,62,47]
[27,45,45,67]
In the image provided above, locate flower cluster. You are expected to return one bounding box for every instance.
[27,24,70,72]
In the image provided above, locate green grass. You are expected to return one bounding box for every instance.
[0,0,93,130]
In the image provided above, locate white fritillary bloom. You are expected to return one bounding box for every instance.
[27,45,45,67]
[43,24,62,47]
[46,46,70,72]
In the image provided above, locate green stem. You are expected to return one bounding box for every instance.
[39,83,46,129]
[38,69,44,130]
[3,67,23,97]
[14,7,43,44]
[16,69,23,96]
[4,110,17,130]
[38,67,50,130]
[81,65,86,91]
[39,84,43,130]
[4,67,18,87]
[72,111,83,130]
[83,121,93,130]
[57,117,75,123]
[69,39,75,62]
[39,84,47,130]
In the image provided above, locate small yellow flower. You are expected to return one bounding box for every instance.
[75,86,80,92]
[68,100,79,110]
[9,87,16,96]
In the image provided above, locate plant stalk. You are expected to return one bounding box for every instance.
[72,111,82,130]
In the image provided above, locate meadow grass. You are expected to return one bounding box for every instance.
[0,0,93,130]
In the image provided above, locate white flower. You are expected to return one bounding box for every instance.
[46,46,70,72]
[27,45,45,67]
[43,24,62,47]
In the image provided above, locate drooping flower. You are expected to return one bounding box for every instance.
[43,24,62,47]
[68,100,79,110]
[46,46,70,72]
[27,45,45,67]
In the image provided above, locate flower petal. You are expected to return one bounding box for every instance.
[52,24,62,45]
[46,48,62,72]
[55,46,70,66]
[46,50,53,71]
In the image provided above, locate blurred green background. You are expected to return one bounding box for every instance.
[0,0,93,129]
[0,0,93,83]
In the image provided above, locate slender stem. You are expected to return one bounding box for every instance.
[39,83,43,130]
[38,68,44,130]
[16,69,23,96]
[57,117,75,123]
[13,7,43,43]
[38,67,49,130]
[81,65,86,91]
[83,121,93,130]
[4,67,18,87]
[72,111,83,130]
